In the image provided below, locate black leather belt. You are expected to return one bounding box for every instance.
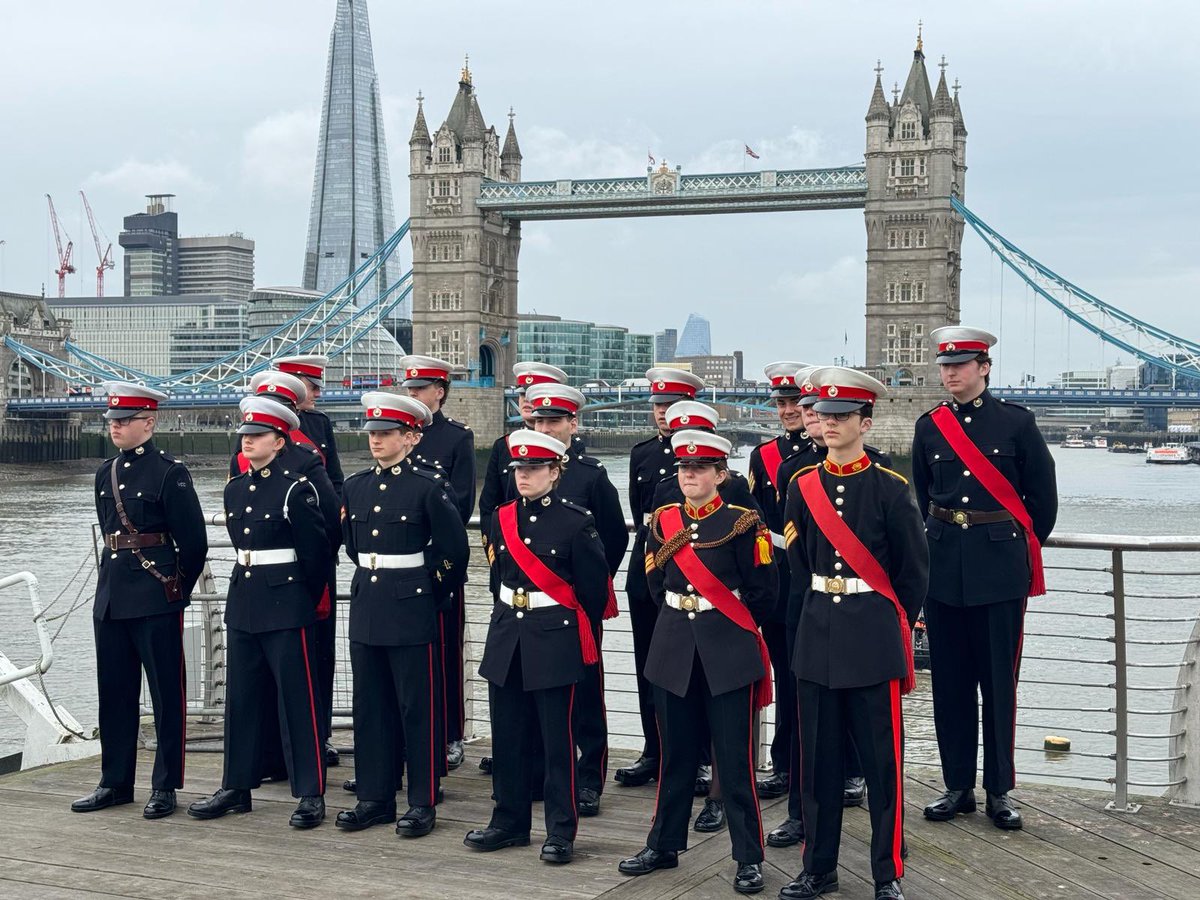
[928,503,1015,527]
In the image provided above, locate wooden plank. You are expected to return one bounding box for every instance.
[1089,794,1200,854]
[0,878,134,900]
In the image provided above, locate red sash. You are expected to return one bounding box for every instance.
[497,501,599,665]
[798,469,915,694]
[930,406,1045,597]
[759,439,784,490]
[658,505,773,709]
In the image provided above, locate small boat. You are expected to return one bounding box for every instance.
[1145,445,1190,464]
[1061,436,1088,448]
[1091,436,1108,449]
[1108,441,1127,453]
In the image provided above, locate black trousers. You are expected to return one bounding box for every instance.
[223,625,325,798]
[314,569,337,742]
[797,678,905,884]
[574,622,609,793]
[488,648,578,840]
[626,542,660,760]
[761,619,793,774]
[439,586,466,743]
[94,611,186,791]
[924,596,1026,794]
[648,661,764,864]
[350,641,442,808]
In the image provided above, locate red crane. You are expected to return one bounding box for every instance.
[80,190,114,297]
[45,194,76,298]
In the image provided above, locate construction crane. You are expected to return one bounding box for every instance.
[80,190,114,297]
[45,194,76,298]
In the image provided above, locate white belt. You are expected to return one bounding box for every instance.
[237,548,297,567]
[770,531,787,549]
[358,551,424,570]
[810,574,870,595]
[665,591,715,613]
[642,513,651,526]
[498,584,558,610]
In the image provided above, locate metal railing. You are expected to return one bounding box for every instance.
[120,518,1200,806]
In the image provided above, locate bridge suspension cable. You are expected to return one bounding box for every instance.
[954,198,1200,377]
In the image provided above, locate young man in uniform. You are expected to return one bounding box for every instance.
[914,327,1057,831]
[619,367,706,789]
[526,382,628,816]
[780,368,928,900]
[334,393,469,838]
[400,354,476,772]
[71,383,207,820]
[273,355,343,768]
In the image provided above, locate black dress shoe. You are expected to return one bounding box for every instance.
[71,785,133,813]
[479,756,493,775]
[780,870,839,900]
[875,879,905,899]
[694,764,712,797]
[464,826,531,851]
[618,846,679,876]
[335,800,396,831]
[289,795,325,829]
[985,792,1023,830]
[578,787,600,817]
[843,776,866,807]
[395,805,436,837]
[693,798,726,833]
[734,862,764,894]
[447,740,465,771]
[766,816,805,848]
[325,743,340,767]
[143,789,176,819]
[923,788,976,821]
[757,771,789,799]
[342,778,357,793]
[187,788,252,820]
[614,755,657,787]
[540,836,574,864]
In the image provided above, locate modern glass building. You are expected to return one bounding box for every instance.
[653,328,677,364]
[302,0,400,312]
[675,313,712,357]
[517,314,653,385]
[119,195,179,297]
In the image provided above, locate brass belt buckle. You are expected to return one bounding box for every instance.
[825,576,846,594]
[513,589,528,609]
[680,595,696,611]
[952,510,968,526]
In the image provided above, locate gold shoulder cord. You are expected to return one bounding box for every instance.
[652,509,760,570]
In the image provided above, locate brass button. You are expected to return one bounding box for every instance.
[245,506,252,513]
[374,505,381,512]
[687,611,696,620]
[244,571,251,578]
[371,575,378,583]
[834,562,843,571]
[372,529,379,537]
[516,611,524,619]
[243,527,250,534]
[832,596,842,604]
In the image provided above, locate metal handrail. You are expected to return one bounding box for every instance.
[0,572,53,687]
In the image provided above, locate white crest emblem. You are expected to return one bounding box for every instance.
[407,367,420,378]
[517,444,529,457]
[370,407,383,418]
[946,342,956,351]
[266,384,277,393]
[109,396,120,406]
[245,412,255,422]
[540,396,552,406]
[827,386,839,397]
[680,415,690,424]
[656,381,666,390]
[686,442,697,454]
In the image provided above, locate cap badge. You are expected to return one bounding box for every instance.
[517,444,529,457]
[946,342,956,351]
[407,367,420,378]
[827,386,839,397]
[370,407,382,418]
[109,396,119,406]
[802,381,814,392]
[540,396,552,406]
[781,376,792,385]
[522,375,533,384]
[266,384,277,393]
[680,415,690,424]
[245,413,254,422]
[686,442,697,454]
[656,381,666,390]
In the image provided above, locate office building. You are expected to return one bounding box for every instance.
[178,235,255,302]
[517,314,654,386]
[675,313,712,357]
[654,328,677,363]
[119,195,179,296]
[676,353,738,388]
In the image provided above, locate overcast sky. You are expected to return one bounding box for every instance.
[1,1,1196,384]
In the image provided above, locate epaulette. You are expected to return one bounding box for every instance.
[788,463,821,486]
[560,498,592,516]
[159,452,179,464]
[648,502,680,532]
[411,465,443,486]
[345,467,373,484]
[876,465,909,485]
[917,400,951,419]
[631,435,659,450]
[443,417,470,432]
[573,454,603,469]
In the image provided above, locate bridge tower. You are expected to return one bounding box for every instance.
[864,31,967,386]
[408,60,522,384]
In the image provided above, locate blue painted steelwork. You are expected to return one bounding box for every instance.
[954,199,1200,377]
[476,166,868,219]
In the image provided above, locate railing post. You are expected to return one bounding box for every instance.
[1168,609,1200,807]
[1107,548,1140,812]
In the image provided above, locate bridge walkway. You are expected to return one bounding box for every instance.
[1,744,1198,899]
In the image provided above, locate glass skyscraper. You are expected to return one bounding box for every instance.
[302,0,400,312]
[675,313,712,357]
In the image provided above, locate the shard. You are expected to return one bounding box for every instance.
[302,0,400,311]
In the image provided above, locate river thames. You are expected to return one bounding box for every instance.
[2,443,1198,792]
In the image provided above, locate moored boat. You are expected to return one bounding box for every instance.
[1145,444,1190,464]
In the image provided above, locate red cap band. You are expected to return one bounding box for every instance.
[108,395,159,410]
[278,362,324,379]
[651,379,698,398]
[532,393,580,415]
[799,381,818,395]
[366,406,422,428]
[667,411,717,430]
[517,373,559,388]
[674,440,728,460]
[242,410,290,431]
[256,382,300,404]
[404,365,449,381]
[938,339,989,354]
[819,384,877,403]
[770,374,799,388]
[509,442,559,460]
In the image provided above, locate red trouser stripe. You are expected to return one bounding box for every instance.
[428,644,437,806]
[299,629,325,794]
[178,611,187,787]
[889,678,905,878]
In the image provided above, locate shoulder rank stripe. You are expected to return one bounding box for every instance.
[644,551,656,574]
[783,520,798,547]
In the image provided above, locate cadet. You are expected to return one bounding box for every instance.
[746,363,811,805]
[71,383,207,820]
[619,430,777,896]
[334,394,469,838]
[187,397,331,828]
[914,327,1057,831]
[780,368,928,900]
[275,355,343,767]
[465,430,611,864]
[525,382,627,816]
[401,354,476,772]
[618,367,706,789]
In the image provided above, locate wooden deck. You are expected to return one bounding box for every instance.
[1,745,1198,900]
